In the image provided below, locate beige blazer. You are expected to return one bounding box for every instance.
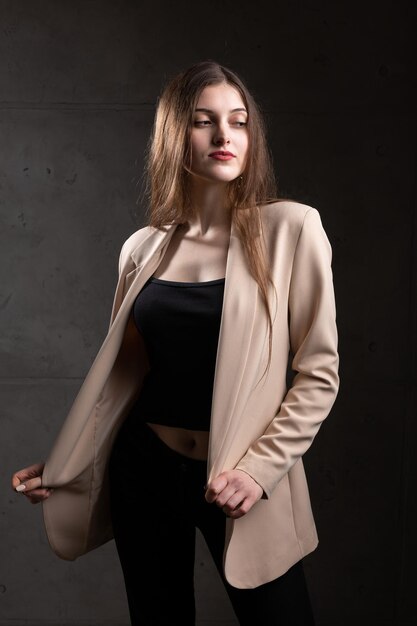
[41,200,339,589]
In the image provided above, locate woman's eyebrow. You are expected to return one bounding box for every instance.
[194,107,248,114]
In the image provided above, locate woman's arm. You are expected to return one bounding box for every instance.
[234,208,340,499]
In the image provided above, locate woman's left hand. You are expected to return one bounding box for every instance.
[204,469,264,519]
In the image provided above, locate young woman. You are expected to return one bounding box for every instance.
[12,60,339,625]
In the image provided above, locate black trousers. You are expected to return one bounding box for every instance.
[108,416,316,626]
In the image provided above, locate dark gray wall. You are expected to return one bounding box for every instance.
[1,1,415,625]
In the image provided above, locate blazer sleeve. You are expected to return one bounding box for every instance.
[234,208,340,499]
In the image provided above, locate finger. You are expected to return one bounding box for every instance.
[12,462,45,489]
[24,488,53,502]
[222,492,245,513]
[205,475,228,502]
[16,462,45,481]
[225,500,251,519]
[207,475,228,494]
[24,487,53,498]
[14,476,43,493]
[212,486,237,508]
[26,494,46,504]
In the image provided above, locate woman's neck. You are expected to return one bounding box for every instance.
[186,179,232,236]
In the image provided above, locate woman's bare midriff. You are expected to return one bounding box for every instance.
[145,422,210,460]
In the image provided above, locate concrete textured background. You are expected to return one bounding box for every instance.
[1,1,416,624]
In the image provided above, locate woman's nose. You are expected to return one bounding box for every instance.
[213,124,230,146]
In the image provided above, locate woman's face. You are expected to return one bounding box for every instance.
[188,83,249,185]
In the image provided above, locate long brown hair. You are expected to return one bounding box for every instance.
[141,60,289,384]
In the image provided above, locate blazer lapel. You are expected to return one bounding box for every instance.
[110,223,179,327]
[207,220,259,477]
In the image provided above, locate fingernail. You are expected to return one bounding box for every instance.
[16,484,26,492]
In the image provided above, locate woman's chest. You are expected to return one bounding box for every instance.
[152,225,230,282]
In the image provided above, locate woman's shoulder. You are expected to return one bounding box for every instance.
[117,222,178,271]
[117,224,156,271]
[120,224,154,251]
[258,199,320,228]
[258,200,332,258]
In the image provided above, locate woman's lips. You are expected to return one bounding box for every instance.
[209,154,234,161]
[208,150,236,160]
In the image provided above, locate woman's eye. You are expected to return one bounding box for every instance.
[194,120,247,127]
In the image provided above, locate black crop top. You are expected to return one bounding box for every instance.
[127,275,225,431]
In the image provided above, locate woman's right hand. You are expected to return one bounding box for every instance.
[11,462,53,504]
